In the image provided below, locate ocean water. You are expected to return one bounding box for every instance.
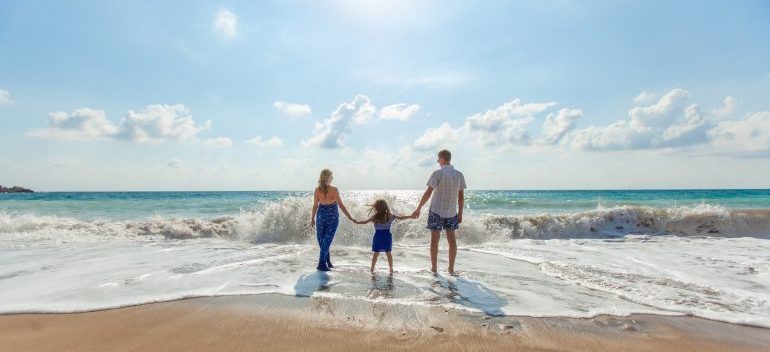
[1,190,769,327]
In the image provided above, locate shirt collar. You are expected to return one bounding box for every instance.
[440,164,453,169]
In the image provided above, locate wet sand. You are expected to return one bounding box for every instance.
[1,294,768,352]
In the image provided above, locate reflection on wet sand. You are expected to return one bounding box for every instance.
[368,274,395,299]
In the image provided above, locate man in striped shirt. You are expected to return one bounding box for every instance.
[412,149,467,274]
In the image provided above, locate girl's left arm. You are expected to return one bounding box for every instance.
[394,214,414,220]
[335,189,356,222]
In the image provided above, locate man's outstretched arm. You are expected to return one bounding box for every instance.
[412,187,433,218]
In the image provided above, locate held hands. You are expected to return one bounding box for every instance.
[411,209,421,219]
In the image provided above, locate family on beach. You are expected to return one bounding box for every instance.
[310,149,467,274]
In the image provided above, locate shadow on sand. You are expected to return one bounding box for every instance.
[293,271,331,297]
[432,275,507,316]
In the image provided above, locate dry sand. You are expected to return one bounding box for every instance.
[1,294,768,352]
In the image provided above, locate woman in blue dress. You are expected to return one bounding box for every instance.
[311,169,356,271]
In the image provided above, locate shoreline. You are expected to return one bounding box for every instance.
[2,294,768,352]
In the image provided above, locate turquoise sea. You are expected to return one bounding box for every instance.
[2,189,769,220]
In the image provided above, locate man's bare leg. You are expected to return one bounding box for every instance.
[430,231,441,273]
[446,229,457,274]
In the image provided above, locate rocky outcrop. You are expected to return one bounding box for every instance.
[0,185,34,193]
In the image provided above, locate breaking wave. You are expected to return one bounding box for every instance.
[2,198,769,244]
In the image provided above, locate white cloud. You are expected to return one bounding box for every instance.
[571,89,711,151]
[410,98,566,152]
[413,122,458,151]
[27,108,119,140]
[379,103,421,121]
[629,88,689,129]
[660,105,709,147]
[115,104,211,143]
[633,91,658,105]
[303,94,422,149]
[203,137,233,147]
[213,8,238,39]
[0,89,13,106]
[713,96,737,117]
[303,94,374,149]
[570,120,648,151]
[29,104,215,144]
[540,108,582,145]
[709,111,770,155]
[246,135,283,147]
[568,89,770,153]
[464,98,555,147]
[273,101,311,117]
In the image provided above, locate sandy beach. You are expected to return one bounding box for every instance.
[2,294,768,352]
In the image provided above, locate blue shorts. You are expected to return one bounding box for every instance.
[427,211,459,231]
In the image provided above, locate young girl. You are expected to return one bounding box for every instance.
[354,199,414,274]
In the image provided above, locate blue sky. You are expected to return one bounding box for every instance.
[1,0,769,191]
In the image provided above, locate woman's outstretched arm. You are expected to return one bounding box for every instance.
[354,218,371,225]
[334,189,355,221]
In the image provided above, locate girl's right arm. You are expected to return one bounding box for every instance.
[311,189,319,227]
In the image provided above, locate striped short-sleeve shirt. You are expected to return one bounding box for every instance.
[427,164,467,218]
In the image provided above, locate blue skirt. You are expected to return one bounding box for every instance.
[372,229,392,252]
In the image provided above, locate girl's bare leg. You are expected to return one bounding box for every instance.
[385,252,393,274]
[370,252,379,273]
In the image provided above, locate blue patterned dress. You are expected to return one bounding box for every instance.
[315,203,338,271]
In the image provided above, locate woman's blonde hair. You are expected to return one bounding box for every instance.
[368,199,392,224]
[318,169,333,194]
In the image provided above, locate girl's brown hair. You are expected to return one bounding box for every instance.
[318,169,333,194]
[368,199,392,224]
